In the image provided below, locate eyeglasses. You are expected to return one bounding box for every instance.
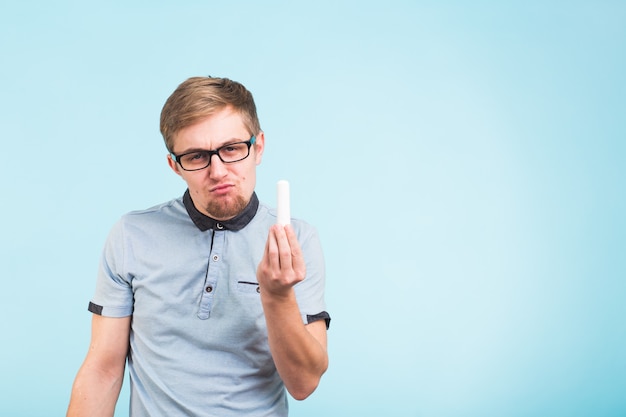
[171,136,256,171]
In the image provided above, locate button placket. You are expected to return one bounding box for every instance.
[197,230,225,320]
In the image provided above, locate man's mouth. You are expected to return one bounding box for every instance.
[210,184,234,195]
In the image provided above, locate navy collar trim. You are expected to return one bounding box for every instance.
[183,190,258,232]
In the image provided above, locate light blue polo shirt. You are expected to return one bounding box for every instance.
[89,191,329,417]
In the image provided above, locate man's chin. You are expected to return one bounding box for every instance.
[205,195,247,220]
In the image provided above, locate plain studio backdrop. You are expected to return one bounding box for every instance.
[1,1,624,416]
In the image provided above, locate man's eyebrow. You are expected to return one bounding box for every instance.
[175,147,208,155]
[176,137,246,154]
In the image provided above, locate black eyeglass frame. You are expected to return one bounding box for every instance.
[170,135,257,171]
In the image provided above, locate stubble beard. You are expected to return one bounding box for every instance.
[204,194,248,220]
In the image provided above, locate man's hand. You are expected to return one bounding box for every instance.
[255,223,328,400]
[257,224,305,297]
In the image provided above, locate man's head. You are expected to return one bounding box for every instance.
[162,76,265,221]
[160,76,261,153]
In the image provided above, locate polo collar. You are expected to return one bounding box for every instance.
[183,189,259,231]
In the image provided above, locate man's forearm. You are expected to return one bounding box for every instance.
[261,290,328,400]
[66,365,124,417]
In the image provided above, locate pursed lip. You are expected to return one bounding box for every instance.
[210,183,234,194]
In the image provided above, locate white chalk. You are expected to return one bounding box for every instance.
[276,180,290,225]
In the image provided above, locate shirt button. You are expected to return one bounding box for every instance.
[212,255,219,262]
[256,286,261,293]
[205,286,213,293]
[216,223,224,230]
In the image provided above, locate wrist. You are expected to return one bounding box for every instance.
[260,286,296,305]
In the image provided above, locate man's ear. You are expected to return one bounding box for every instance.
[254,131,265,165]
[167,154,182,176]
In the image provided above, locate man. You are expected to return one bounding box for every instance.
[67,76,330,416]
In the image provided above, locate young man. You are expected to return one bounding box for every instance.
[67,76,330,417]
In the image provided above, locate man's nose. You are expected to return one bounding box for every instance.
[208,154,228,177]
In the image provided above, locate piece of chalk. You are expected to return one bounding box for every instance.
[276,180,290,225]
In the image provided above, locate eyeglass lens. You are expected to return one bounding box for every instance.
[178,142,251,171]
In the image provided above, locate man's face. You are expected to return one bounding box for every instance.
[167,106,264,220]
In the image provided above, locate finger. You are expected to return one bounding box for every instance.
[284,225,306,277]
[274,225,293,270]
[284,225,302,257]
[267,226,280,271]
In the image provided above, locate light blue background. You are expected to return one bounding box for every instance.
[1,1,624,416]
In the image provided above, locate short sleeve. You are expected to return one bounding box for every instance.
[89,218,134,317]
[293,222,330,329]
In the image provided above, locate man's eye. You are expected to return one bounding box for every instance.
[223,145,238,153]
[183,152,208,163]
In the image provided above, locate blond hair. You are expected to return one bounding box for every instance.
[160,76,261,152]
